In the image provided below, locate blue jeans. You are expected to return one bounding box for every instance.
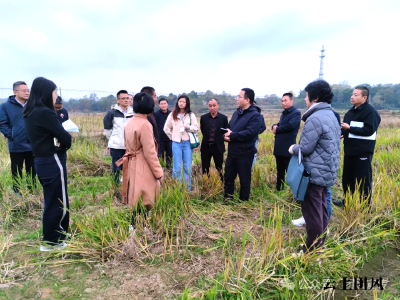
[172,140,193,190]
[110,148,125,184]
[327,186,332,220]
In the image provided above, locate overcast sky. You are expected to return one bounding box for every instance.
[1,0,399,99]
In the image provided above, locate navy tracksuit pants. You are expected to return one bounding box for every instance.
[35,151,69,245]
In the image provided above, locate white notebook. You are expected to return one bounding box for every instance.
[62,119,79,133]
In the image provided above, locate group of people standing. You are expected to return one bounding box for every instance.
[272,81,380,252]
[0,77,381,254]
[0,78,72,251]
[102,81,381,253]
[103,87,266,206]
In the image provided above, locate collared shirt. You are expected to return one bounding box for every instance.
[15,98,26,107]
[282,106,295,115]
[208,113,218,142]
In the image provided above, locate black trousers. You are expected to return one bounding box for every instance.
[224,155,253,201]
[35,152,69,245]
[275,155,291,191]
[301,183,328,252]
[342,154,373,204]
[158,140,172,169]
[10,151,36,193]
[201,144,224,181]
[110,148,125,184]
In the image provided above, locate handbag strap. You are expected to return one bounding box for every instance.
[298,149,302,165]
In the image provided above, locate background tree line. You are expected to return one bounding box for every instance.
[2,82,399,113]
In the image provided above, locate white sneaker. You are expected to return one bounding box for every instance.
[40,242,68,252]
[129,225,134,233]
[292,216,306,227]
[326,228,330,235]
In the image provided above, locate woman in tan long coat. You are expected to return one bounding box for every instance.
[116,93,163,210]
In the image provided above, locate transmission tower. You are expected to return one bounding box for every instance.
[319,45,325,79]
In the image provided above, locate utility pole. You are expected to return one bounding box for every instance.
[319,45,325,79]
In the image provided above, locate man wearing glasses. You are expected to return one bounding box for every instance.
[103,90,134,184]
[223,88,262,201]
[0,81,36,194]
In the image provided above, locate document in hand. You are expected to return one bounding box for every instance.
[348,121,376,140]
[62,119,79,133]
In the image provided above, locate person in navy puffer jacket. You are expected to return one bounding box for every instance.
[0,81,36,194]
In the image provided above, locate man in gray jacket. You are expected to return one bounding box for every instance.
[289,80,340,253]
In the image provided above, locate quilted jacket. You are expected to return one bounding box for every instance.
[292,103,341,186]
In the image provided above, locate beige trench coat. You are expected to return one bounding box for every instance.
[116,114,163,209]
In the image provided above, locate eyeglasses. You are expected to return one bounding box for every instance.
[118,97,130,100]
[17,89,30,93]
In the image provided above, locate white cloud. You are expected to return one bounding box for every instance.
[0,0,399,98]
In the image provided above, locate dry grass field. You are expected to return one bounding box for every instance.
[0,110,399,299]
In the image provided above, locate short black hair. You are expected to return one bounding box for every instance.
[140,86,155,96]
[282,92,294,100]
[13,81,27,91]
[354,85,369,101]
[158,98,168,104]
[241,88,255,104]
[208,98,218,103]
[133,92,155,114]
[304,80,333,104]
[117,90,128,98]
[55,96,63,104]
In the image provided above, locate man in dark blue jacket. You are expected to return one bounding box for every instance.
[271,92,301,191]
[224,88,262,201]
[252,101,266,167]
[54,96,69,124]
[154,98,172,169]
[0,81,36,193]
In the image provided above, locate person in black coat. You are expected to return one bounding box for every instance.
[334,86,381,207]
[54,96,69,123]
[252,101,266,167]
[200,98,228,181]
[141,86,160,146]
[224,88,262,201]
[23,77,72,251]
[271,92,301,191]
[154,98,172,168]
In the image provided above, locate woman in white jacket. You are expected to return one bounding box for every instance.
[164,95,199,190]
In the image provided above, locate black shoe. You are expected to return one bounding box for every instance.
[332,199,345,207]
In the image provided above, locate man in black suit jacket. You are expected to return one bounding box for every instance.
[200,98,228,181]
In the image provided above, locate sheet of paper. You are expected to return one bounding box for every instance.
[350,121,364,128]
[62,119,79,133]
[348,131,376,140]
[348,121,376,140]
